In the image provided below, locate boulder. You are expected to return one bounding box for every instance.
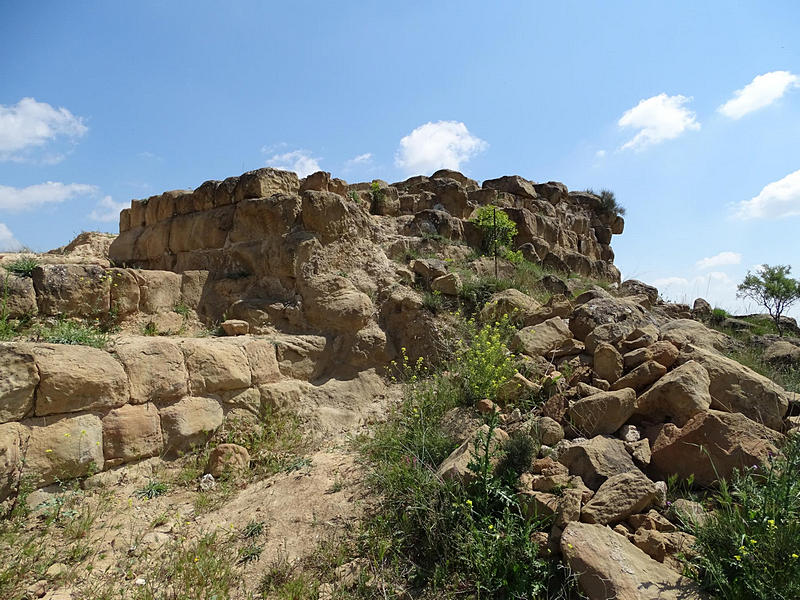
[234,168,299,201]
[610,360,666,393]
[1,274,37,318]
[0,422,29,500]
[561,522,703,600]
[431,273,462,296]
[180,339,252,395]
[221,319,250,336]
[482,175,537,199]
[109,268,140,316]
[114,337,188,404]
[557,436,637,490]
[763,340,800,366]
[593,342,623,383]
[567,388,636,437]
[622,340,679,370]
[133,270,182,313]
[102,403,163,466]
[659,319,732,352]
[692,298,712,317]
[679,345,790,429]
[525,416,565,446]
[24,413,104,486]
[580,471,659,525]
[650,410,783,486]
[205,443,250,477]
[619,280,659,305]
[411,258,448,281]
[479,289,543,326]
[32,344,129,416]
[436,424,509,483]
[223,338,281,386]
[0,344,39,422]
[632,529,697,568]
[159,397,224,457]
[635,360,711,426]
[511,317,573,358]
[32,264,111,317]
[569,297,654,342]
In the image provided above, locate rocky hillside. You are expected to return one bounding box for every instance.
[0,168,797,600]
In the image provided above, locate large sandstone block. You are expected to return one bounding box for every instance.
[133,270,183,313]
[650,410,783,486]
[108,268,140,316]
[0,422,30,500]
[0,343,39,422]
[136,220,171,260]
[561,522,702,600]
[32,264,111,317]
[102,403,162,465]
[570,297,653,342]
[557,436,637,490]
[301,190,368,243]
[233,168,299,202]
[160,397,223,456]
[32,344,129,416]
[659,319,732,352]
[610,360,666,393]
[24,413,104,486]
[272,335,328,380]
[567,388,636,437]
[168,206,234,253]
[623,340,679,370]
[482,175,537,199]
[511,316,573,358]
[221,338,281,385]
[635,360,711,426]
[580,471,659,525]
[180,339,251,394]
[479,289,543,326]
[230,195,301,243]
[1,274,38,318]
[593,342,623,383]
[679,345,790,429]
[113,337,188,404]
[303,284,374,335]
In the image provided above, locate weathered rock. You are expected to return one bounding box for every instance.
[180,339,251,395]
[221,319,250,336]
[628,509,676,532]
[618,424,640,442]
[32,264,111,317]
[1,274,37,318]
[593,342,623,383]
[24,413,104,486]
[205,443,250,477]
[557,436,637,490]
[431,272,462,296]
[133,270,182,313]
[561,522,703,600]
[436,424,509,483]
[0,422,29,500]
[610,360,666,393]
[159,397,224,457]
[635,360,711,426]
[679,344,790,429]
[482,175,537,198]
[479,289,543,326]
[650,410,783,486]
[667,499,708,528]
[632,529,697,569]
[659,319,732,352]
[625,439,652,467]
[32,344,129,416]
[581,471,659,525]
[234,168,299,201]
[519,490,559,518]
[619,280,659,305]
[763,340,800,366]
[622,340,679,370]
[570,297,653,342]
[511,317,573,358]
[525,416,565,446]
[102,403,162,466]
[496,372,540,404]
[411,258,448,280]
[114,337,188,404]
[568,388,636,437]
[692,298,712,317]
[0,344,39,422]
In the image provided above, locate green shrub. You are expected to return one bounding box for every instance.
[3,256,39,278]
[456,316,517,402]
[134,479,168,499]
[585,188,625,216]
[36,319,107,348]
[691,433,800,599]
[369,181,385,214]
[469,205,518,254]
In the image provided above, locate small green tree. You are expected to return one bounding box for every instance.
[737,264,800,336]
[469,206,518,277]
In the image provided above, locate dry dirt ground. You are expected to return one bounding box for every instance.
[2,369,400,600]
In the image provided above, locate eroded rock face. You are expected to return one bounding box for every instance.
[0,344,38,423]
[113,337,188,404]
[561,522,703,600]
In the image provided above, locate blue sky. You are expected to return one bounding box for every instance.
[1,1,799,314]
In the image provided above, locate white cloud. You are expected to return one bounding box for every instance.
[395,120,487,174]
[695,251,742,270]
[595,149,607,159]
[265,149,321,178]
[89,195,128,222]
[0,97,88,162]
[718,71,799,119]
[652,276,689,288]
[733,169,800,220]
[346,153,372,166]
[0,182,98,212]
[0,223,22,252]
[618,93,700,151]
[651,271,735,306]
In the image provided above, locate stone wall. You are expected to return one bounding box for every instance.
[0,334,334,499]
